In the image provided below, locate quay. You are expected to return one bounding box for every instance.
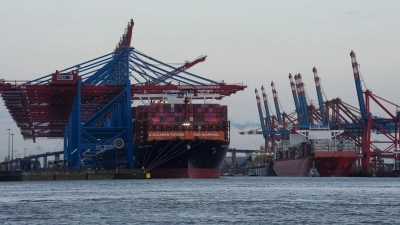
[0,169,148,182]
[0,148,255,181]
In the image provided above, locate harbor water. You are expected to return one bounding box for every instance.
[1,177,399,224]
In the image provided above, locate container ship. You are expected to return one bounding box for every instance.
[247,150,277,176]
[273,126,358,177]
[132,97,229,178]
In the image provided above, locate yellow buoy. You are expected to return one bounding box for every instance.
[146,173,151,179]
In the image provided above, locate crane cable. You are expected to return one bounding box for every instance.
[146,140,191,172]
[142,140,158,167]
[145,139,184,170]
[145,140,206,172]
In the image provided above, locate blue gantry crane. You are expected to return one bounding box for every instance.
[0,19,247,169]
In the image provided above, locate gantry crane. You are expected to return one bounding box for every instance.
[241,50,400,171]
[349,51,400,170]
[0,19,247,169]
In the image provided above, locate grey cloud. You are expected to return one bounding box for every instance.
[230,120,260,130]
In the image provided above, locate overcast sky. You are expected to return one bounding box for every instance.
[1,0,399,160]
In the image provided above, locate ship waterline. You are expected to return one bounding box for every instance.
[274,153,358,177]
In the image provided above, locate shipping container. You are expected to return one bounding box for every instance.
[132,103,229,142]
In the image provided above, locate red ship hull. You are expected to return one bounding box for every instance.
[274,158,313,177]
[188,168,221,178]
[274,152,358,177]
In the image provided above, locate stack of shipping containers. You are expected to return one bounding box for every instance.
[132,103,229,142]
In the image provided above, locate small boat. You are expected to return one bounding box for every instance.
[221,172,233,176]
[248,170,257,176]
[308,162,320,177]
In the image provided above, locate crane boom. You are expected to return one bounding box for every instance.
[289,73,302,124]
[295,74,310,125]
[294,74,305,124]
[255,88,266,138]
[153,55,207,85]
[271,81,282,125]
[350,51,366,121]
[261,85,272,127]
[313,67,327,125]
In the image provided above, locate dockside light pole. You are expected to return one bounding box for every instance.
[7,128,11,170]
[11,133,14,170]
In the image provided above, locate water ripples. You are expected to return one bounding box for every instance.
[0,177,400,224]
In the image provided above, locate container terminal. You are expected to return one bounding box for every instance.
[2,19,400,179]
[240,52,400,177]
[0,19,247,180]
